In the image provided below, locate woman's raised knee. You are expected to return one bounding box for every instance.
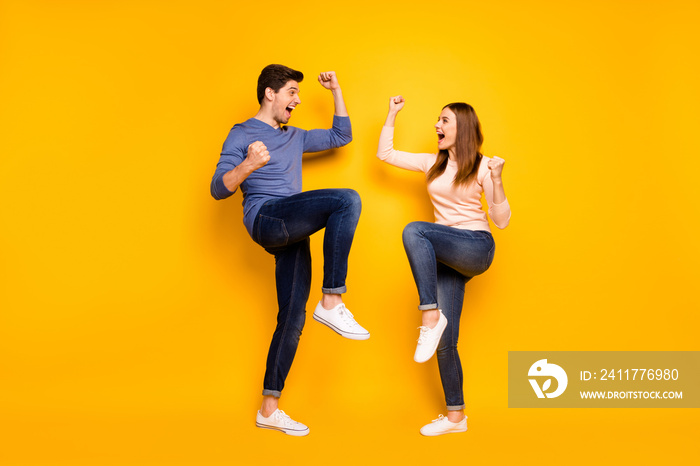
[402,221,425,245]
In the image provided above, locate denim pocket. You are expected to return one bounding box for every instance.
[255,215,289,248]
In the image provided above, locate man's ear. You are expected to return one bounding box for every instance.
[264,87,276,102]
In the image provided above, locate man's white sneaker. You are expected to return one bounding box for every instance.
[313,302,370,340]
[414,311,447,363]
[255,409,309,436]
[419,414,468,436]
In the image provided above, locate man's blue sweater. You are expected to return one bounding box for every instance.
[211,115,352,237]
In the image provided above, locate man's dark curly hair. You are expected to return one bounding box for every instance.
[257,64,304,104]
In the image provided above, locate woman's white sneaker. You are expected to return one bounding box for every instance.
[313,302,370,340]
[255,409,310,436]
[419,414,468,436]
[414,311,447,363]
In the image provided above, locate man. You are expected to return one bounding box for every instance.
[211,64,369,436]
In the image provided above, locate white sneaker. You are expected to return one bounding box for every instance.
[414,311,447,363]
[313,302,370,340]
[256,409,309,436]
[419,414,468,436]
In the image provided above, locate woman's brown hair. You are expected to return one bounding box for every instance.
[426,102,483,187]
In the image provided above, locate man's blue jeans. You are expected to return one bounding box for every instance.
[252,189,361,398]
[402,221,495,410]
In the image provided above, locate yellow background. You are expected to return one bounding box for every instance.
[1,0,699,464]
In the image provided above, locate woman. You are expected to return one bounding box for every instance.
[377,96,511,436]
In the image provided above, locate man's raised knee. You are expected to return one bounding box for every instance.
[341,188,361,207]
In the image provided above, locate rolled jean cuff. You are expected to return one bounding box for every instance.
[447,404,465,411]
[322,286,346,294]
[418,303,438,311]
[262,389,281,398]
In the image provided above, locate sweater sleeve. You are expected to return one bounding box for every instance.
[482,167,511,229]
[210,126,247,200]
[302,115,352,153]
[376,125,432,172]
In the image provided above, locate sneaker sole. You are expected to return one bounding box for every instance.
[420,426,468,436]
[256,422,310,437]
[312,314,370,340]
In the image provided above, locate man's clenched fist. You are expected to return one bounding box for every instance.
[246,141,270,170]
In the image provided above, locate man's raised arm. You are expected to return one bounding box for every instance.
[318,71,348,117]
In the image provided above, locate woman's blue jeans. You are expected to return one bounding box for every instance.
[402,221,495,410]
[252,189,362,398]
